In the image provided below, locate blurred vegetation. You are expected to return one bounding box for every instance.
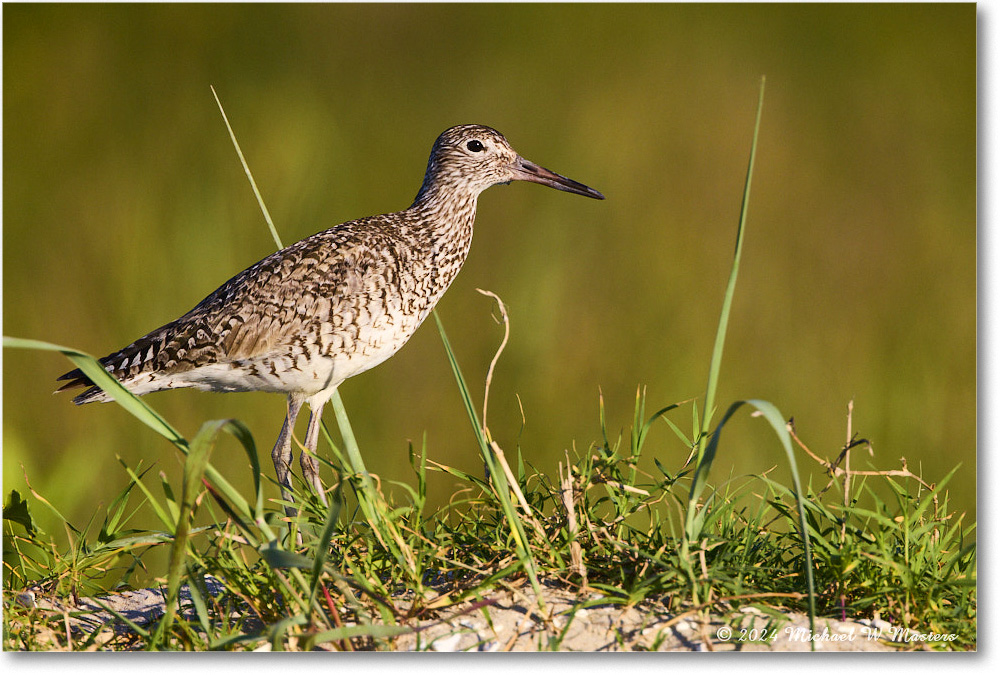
[3,4,975,543]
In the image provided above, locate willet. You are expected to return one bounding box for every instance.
[57,124,604,509]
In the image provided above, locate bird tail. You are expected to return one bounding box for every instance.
[55,330,170,404]
[55,365,114,404]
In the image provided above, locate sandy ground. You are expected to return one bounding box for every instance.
[12,578,946,652]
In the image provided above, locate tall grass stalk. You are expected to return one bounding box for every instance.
[678,77,816,638]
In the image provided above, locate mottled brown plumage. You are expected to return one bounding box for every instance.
[57,124,603,508]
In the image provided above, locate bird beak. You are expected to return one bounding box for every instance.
[512,156,605,200]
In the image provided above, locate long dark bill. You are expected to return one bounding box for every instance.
[513,157,605,200]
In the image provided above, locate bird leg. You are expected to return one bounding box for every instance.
[301,401,330,507]
[272,394,304,515]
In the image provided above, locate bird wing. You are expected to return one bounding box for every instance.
[57,217,408,402]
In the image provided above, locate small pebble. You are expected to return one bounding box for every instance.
[431,633,464,652]
[673,620,695,634]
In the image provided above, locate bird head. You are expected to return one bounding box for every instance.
[418,124,605,202]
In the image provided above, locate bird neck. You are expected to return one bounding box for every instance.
[409,180,479,245]
[400,184,478,296]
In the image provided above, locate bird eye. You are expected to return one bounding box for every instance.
[466,140,485,152]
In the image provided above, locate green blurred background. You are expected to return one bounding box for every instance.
[4,4,976,543]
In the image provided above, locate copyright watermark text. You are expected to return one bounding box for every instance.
[714,623,960,645]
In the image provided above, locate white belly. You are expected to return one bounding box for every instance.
[144,306,428,397]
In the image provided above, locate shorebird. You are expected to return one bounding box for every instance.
[57,124,604,510]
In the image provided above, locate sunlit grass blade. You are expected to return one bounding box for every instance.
[3,336,186,448]
[697,76,765,443]
[329,389,369,478]
[211,417,265,523]
[680,76,764,563]
[432,308,543,605]
[211,85,283,251]
[673,77,820,642]
[680,79,766,592]
[5,338,268,542]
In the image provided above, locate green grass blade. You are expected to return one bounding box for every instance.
[118,461,176,531]
[13,328,265,534]
[698,77,765,442]
[685,398,816,637]
[211,418,264,522]
[432,309,543,605]
[306,623,412,648]
[185,571,212,636]
[328,389,413,571]
[4,336,186,448]
[330,389,369,477]
[432,311,484,436]
[151,419,226,648]
[260,543,314,570]
[309,485,343,606]
[680,75,767,608]
[211,86,283,251]
[742,399,815,631]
